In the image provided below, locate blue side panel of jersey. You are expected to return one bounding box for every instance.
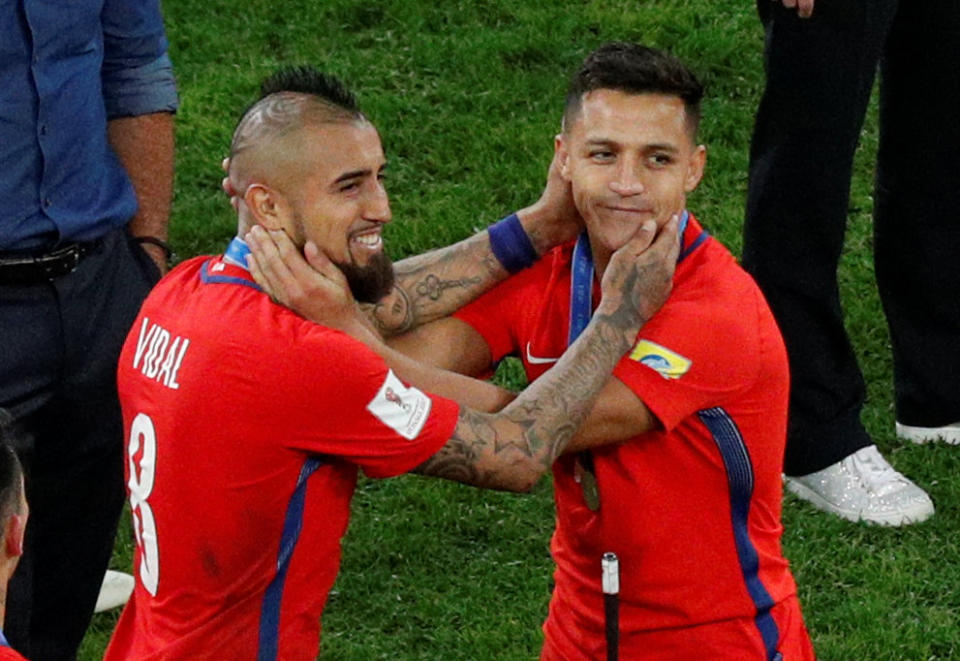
[697,407,782,661]
[257,457,323,661]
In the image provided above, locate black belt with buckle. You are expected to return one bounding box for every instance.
[0,240,99,285]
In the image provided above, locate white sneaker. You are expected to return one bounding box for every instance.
[95,570,135,613]
[785,445,934,526]
[896,421,960,445]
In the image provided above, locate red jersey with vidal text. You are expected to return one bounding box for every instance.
[106,252,458,660]
[456,214,814,660]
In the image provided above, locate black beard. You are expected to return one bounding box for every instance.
[335,250,395,304]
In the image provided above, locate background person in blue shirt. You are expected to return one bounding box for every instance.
[0,1,177,657]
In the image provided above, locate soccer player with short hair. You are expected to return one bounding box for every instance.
[105,67,678,659]
[383,43,816,659]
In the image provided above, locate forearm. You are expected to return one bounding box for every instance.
[416,298,639,492]
[344,320,515,413]
[562,376,659,454]
[371,204,563,336]
[370,230,507,336]
[108,112,175,265]
[413,217,679,492]
[380,342,516,413]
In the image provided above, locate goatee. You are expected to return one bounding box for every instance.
[336,251,395,304]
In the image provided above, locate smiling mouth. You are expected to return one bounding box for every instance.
[350,228,383,251]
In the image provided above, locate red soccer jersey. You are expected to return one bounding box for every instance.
[105,255,458,660]
[456,214,814,660]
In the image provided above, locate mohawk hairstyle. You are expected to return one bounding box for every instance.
[564,42,704,138]
[258,65,362,115]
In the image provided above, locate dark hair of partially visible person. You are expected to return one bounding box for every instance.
[564,42,704,139]
[0,411,24,526]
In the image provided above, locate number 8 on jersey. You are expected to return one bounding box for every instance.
[129,413,160,596]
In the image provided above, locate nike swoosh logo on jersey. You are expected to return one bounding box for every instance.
[525,342,560,364]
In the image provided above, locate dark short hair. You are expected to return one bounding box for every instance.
[0,411,25,527]
[564,42,704,138]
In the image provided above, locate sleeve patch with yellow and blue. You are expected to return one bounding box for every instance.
[629,339,692,379]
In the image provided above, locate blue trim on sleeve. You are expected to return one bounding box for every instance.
[200,260,263,292]
[103,53,179,119]
[257,457,323,660]
[697,407,781,661]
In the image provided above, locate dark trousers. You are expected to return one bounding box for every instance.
[743,0,960,475]
[0,228,159,660]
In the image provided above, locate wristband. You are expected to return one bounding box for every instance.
[134,236,174,261]
[488,213,537,274]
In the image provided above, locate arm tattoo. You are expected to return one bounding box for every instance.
[373,232,508,336]
[414,274,484,302]
[413,235,673,491]
[365,286,414,335]
[415,310,634,491]
[414,409,497,485]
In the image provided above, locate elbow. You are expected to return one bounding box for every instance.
[103,54,179,119]
[512,477,538,494]
[493,460,547,493]
[514,460,548,492]
[499,477,536,494]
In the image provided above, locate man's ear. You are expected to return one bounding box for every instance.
[684,145,707,193]
[244,183,288,231]
[555,134,572,182]
[5,512,26,558]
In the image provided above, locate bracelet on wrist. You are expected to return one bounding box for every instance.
[133,236,174,262]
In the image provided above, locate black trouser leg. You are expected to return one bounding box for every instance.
[1,229,158,660]
[743,0,899,475]
[874,0,960,428]
[9,438,125,661]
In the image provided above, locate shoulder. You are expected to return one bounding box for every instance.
[147,261,386,384]
[501,241,572,294]
[676,234,769,335]
[455,241,573,324]
[498,240,576,305]
[645,235,782,383]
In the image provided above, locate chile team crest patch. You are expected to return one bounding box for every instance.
[367,370,432,440]
[629,339,692,379]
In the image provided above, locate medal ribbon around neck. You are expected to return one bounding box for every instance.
[567,211,692,512]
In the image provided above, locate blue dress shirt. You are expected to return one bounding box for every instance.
[1,0,179,251]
